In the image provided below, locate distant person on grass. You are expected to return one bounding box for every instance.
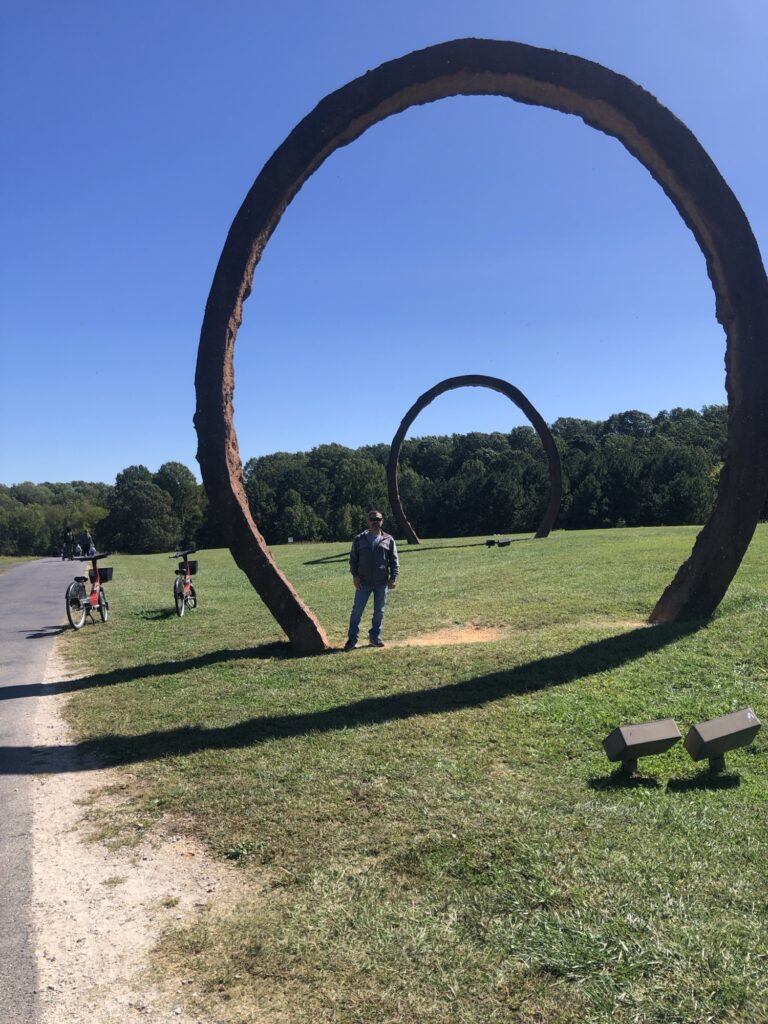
[62,526,75,560]
[344,510,399,651]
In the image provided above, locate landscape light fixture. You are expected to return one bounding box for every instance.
[603,718,682,776]
[683,708,762,773]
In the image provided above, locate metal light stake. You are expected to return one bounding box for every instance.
[683,708,762,773]
[603,718,682,776]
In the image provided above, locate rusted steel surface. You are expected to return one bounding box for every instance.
[195,39,768,643]
[387,375,562,543]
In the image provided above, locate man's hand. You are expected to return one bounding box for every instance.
[387,580,397,590]
[353,575,362,590]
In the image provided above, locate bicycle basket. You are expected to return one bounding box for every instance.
[89,567,113,583]
[179,560,198,575]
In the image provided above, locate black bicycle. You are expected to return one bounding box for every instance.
[65,552,113,630]
[172,548,198,617]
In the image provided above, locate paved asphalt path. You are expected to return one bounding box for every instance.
[0,557,77,1024]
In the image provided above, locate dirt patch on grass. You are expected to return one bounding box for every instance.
[32,646,242,1023]
[393,618,650,649]
[397,624,503,647]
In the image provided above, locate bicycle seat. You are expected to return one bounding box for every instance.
[74,576,87,583]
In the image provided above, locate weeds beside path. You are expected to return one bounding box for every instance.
[0,554,37,575]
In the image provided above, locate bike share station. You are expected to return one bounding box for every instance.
[64,548,201,628]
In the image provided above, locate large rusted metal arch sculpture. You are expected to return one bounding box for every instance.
[388,375,562,543]
[194,38,768,652]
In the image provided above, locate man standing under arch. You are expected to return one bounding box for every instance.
[344,511,399,650]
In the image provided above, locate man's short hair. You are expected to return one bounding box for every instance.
[367,510,383,520]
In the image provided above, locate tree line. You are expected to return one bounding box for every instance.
[1,405,749,556]
[0,462,220,557]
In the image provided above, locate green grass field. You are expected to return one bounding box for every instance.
[58,526,768,1023]
[0,555,35,574]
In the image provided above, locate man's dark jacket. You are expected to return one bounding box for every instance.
[349,530,400,585]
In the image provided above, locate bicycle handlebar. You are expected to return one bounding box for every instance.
[171,549,197,558]
[77,551,113,561]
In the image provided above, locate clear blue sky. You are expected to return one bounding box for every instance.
[1,1,766,485]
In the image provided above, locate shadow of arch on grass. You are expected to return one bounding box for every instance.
[0,642,309,703]
[0,621,702,775]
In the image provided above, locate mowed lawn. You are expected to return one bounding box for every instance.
[58,526,768,1024]
[0,554,35,574]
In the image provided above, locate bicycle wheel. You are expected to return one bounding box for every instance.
[66,581,87,630]
[186,583,197,610]
[174,578,185,617]
[98,589,109,622]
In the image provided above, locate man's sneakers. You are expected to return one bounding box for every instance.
[343,640,357,652]
[370,638,385,648]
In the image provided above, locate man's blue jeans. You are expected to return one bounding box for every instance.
[348,583,388,644]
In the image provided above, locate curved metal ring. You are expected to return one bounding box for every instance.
[387,375,562,543]
[195,38,768,650]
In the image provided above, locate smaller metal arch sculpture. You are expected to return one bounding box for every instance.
[387,375,563,543]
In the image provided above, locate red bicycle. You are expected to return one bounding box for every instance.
[172,548,198,617]
[65,552,113,629]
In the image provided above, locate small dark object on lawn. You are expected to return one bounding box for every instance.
[683,707,761,773]
[485,539,497,547]
[603,718,682,776]
[497,539,511,547]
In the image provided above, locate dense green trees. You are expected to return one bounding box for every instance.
[97,466,177,554]
[0,479,110,556]
[0,405,739,555]
[97,463,206,554]
[553,406,726,531]
[153,461,203,542]
[0,462,207,556]
[239,406,729,543]
[242,443,389,544]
